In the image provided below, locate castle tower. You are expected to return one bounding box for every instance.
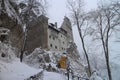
[60,16,74,42]
[25,15,49,53]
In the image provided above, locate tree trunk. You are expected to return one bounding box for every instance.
[75,14,91,76]
[20,24,28,62]
[105,17,112,80]
[105,55,112,80]
[77,26,91,77]
[20,31,26,62]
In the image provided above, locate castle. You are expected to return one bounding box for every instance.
[25,15,74,53]
[48,16,74,51]
[0,14,74,54]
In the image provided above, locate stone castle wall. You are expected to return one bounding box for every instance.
[25,15,48,53]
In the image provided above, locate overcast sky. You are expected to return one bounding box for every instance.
[48,0,98,26]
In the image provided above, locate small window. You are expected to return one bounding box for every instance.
[1,53,5,57]
[62,47,63,50]
[61,35,62,37]
[3,30,6,33]
[50,44,52,47]
[55,46,57,49]
[49,35,51,38]
[0,35,7,42]
[63,41,64,44]
[53,37,55,40]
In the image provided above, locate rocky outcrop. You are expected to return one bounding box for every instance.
[66,42,85,76]
[0,42,18,62]
[0,0,24,50]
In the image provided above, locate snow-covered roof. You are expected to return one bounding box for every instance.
[48,23,60,32]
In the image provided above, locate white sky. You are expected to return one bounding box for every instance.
[48,0,98,26]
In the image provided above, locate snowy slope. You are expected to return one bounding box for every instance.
[0,58,68,80]
[0,43,67,80]
[0,58,42,80]
[43,71,67,80]
[0,43,42,80]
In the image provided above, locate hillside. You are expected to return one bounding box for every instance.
[1,0,120,80]
[0,42,85,80]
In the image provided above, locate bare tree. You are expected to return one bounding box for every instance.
[112,1,120,42]
[89,1,120,80]
[67,0,91,76]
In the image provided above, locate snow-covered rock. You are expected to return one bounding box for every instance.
[24,48,51,69]
[24,47,86,79]
[0,44,80,80]
[0,0,22,24]
[0,43,43,80]
[0,42,16,62]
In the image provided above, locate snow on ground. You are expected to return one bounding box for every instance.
[1,42,120,80]
[0,57,67,80]
[43,71,67,80]
[0,58,42,80]
[0,44,72,80]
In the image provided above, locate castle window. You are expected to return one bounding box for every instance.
[55,46,57,49]
[0,35,7,42]
[53,37,55,40]
[62,47,63,50]
[61,35,62,37]
[50,44,52,47]
[1,53,6,57]
[63,41,64,44]
[3,30,6,33]
[49,35,51,38]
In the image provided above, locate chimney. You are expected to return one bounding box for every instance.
[55,22,57,28]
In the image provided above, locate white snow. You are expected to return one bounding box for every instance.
[1,40,119,80]
[43,71,67,80]
[0,58,67,80]
[0,54,67,80]
[89,71,103,80]
[0,58,42,80]
[0,43,42,80]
